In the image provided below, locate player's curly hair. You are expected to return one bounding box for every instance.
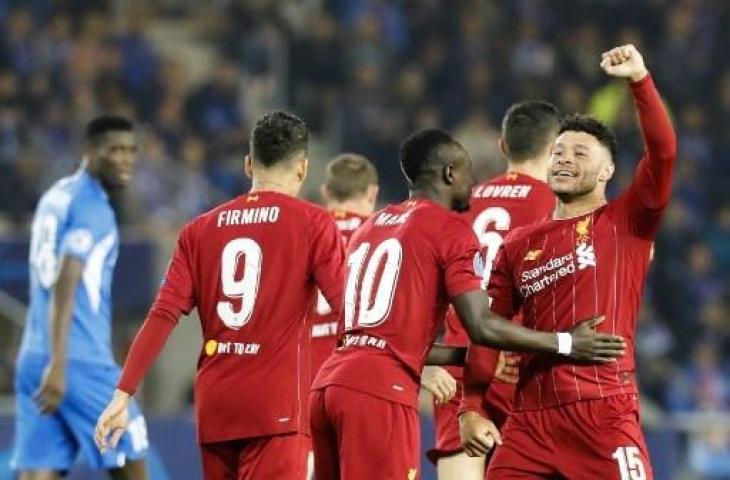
[559,113,618,159]
[250,111,308,167]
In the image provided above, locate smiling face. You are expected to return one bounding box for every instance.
[548,130,614,200]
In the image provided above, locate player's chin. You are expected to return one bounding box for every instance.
[548,177,577,194]
[112,172,133,188]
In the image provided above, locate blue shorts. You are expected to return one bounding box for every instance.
[11,354,148,472]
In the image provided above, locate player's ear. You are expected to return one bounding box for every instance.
[443,162,455,185]
[298,156,309,182]
[598,160,615,183]
[320,184,330,203]
[244,154,253,179]
[498,137,508,157]
[366,184,379,207]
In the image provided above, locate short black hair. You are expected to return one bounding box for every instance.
[559,113,618,159]
[502,101,561,161]
[400,129,459,186]
[250,111,308,167]
[85,114,134,144]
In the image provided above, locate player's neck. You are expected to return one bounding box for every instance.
[505,158,549,182]
[408,187,450,210]
[250,177,300,197]
[326,199,372,217]
[554,192,607,219]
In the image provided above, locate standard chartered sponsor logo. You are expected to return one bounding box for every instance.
[519,244,596,297]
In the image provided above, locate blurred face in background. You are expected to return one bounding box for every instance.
[90,131,138,189]
[548,131,614,200]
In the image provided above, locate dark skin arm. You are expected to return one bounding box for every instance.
[452,290,626,363]
[425,344,467,366]
[34,255,84,414]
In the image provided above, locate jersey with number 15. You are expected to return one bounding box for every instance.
[312,199,483,409]
[119,191,345,443]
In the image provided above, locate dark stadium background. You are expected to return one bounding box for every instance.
[1,1,729,478]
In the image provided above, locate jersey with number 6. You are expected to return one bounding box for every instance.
[312,199,483,408]
[117,191,345,443]
[443,172,555,377]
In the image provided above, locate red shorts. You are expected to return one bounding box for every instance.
[488,394,653,479]
[200,433,309,480]
[427,380,513,465]
[426,380,463,464]
[310,385,420,480]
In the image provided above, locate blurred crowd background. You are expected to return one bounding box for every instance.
[0,0,729,478]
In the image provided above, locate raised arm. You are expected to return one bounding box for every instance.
[602,45,678,236]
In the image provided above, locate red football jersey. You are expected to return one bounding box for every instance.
[118,191,345,443]
[312,199,483,408]
[443,172,555,379]
[486,75,676,411]
[309,210,368,378]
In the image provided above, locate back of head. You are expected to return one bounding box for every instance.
[502,101,561,162]
[558,113,618,160]
[85,114,134,147]
[324,154,378,201]
[250,111,308,168]
[400,129,460,187]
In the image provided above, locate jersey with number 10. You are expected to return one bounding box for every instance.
[309,210,368,378]
[118,191,345,443]
[312,199,483,408]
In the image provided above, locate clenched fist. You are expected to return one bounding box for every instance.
[600,44,649,83]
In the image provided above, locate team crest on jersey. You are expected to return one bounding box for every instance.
[506,172,519,181]
[575,217,591,245]
[524,249,543,261]
[246,194,259,202]
[473,251,485,277]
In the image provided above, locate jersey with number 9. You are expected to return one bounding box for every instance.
[118,191,345,443]
[312,199,482,408]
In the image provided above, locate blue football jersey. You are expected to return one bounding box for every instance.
[19,170,119,365]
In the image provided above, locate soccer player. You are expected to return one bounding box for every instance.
[426,101,561,479]
[460,45,676,479]
[12,115,149,480]
[94,111,346,479]
[307,153,378,479]
[310,129,627,479]
[310,153,379,379]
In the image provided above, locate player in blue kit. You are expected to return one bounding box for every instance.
[11,115,149,480]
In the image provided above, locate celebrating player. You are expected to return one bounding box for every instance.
[12,116,149,479]
[460,45,676,479]
[310,153,379,379]
[94,111,346,479]
[426,101,561,479]
[310,129,627,479]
